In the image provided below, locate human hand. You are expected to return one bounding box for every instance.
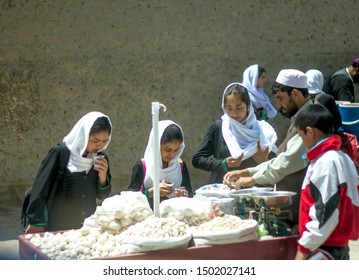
[225,154,244,168]
[223,169,249,186]
[175,187,188,197]
[159,181,174,197]
[233,176,256,190]
[252,141,269,164]
[25,224,45,234]
[94,155,108,186]
[294,251,308,260]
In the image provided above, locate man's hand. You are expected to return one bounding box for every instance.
[223,169,250,186]
[234,176,256,190]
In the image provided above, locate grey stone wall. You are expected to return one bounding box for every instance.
[1,0,358,196]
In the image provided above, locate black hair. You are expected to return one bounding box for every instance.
[90,116,112,136]
[224,83,251,106]
[258,66,266,77]
[161,124,183,144]
[294,104,334,135]
[271,81,309,98]
[314,94,342,133]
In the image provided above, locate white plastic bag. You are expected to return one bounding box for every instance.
[191,215,258,246]
[194,194,236,215]
[84,192,153,234]
[160,197,213,226]
[117,216,192,252]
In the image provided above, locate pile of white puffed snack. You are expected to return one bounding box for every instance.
[25,192,257,259]
[25,192,191,259]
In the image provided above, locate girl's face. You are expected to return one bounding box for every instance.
[85,131,110,154]
[224,94,248,123]
[257,72,267,89]
[160,140,181,165]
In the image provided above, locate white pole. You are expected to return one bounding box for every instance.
[151,102,166,217]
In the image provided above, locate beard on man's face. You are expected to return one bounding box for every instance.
[278,108,292,118]
[278,103,298,119]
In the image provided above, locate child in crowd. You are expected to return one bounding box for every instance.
[24,111,112,233]
[294,104,359,260]
[242,64,277,120]
[127,120,193,209]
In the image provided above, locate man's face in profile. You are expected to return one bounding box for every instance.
[274,90,298,118]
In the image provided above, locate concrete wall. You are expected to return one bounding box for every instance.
[1,0,358,196]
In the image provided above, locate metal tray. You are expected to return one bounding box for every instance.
[230,187,273,204]
[250,191,297,209]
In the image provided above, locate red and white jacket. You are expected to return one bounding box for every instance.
[298,135,359,254]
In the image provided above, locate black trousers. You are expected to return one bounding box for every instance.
[320,245,350,260]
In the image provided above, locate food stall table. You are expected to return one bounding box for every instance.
[18,234,298,260]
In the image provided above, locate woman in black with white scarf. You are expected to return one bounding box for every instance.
[192,83,277,185]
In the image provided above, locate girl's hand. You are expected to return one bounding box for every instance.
[159,182,174,197]
[252,141,269,164]
[225,154,244,168]
[294,251,308,260]
[175,187,188,197]
[25,224,45,234]
[94,156,108,186]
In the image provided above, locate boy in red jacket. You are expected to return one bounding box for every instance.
[294,104,359,260]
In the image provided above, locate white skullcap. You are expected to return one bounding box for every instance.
[275,69,307,88]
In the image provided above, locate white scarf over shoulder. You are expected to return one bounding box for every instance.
[63,111,112,173]
[221,83,277,160]
[143,120,184,198]
[242,64,277,119]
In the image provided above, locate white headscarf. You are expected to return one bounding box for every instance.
[143,120,184,198]
[63,111,112,173]
[242,64,277,119]
[306,69,326,95]
[221,83,277,160]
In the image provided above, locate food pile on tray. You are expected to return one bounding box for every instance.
[22,191,258,260]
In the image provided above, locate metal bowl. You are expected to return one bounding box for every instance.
[230,187,273,205]
[250,191,297,209]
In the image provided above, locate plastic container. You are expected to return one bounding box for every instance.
[338,103,359,122]
[338,103,359,139]
[341,119,359,139]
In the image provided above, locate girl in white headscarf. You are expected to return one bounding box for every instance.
[305,69,326,101]
[242,64,277,120]
[192,83,277,184]
[128,120,193,209]
[25,111,112,233]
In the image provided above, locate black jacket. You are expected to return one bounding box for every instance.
[26,144,111,231]
[323,68,355,102]
[192,120,272,184]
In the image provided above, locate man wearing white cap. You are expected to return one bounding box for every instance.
[224,69,312,228]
